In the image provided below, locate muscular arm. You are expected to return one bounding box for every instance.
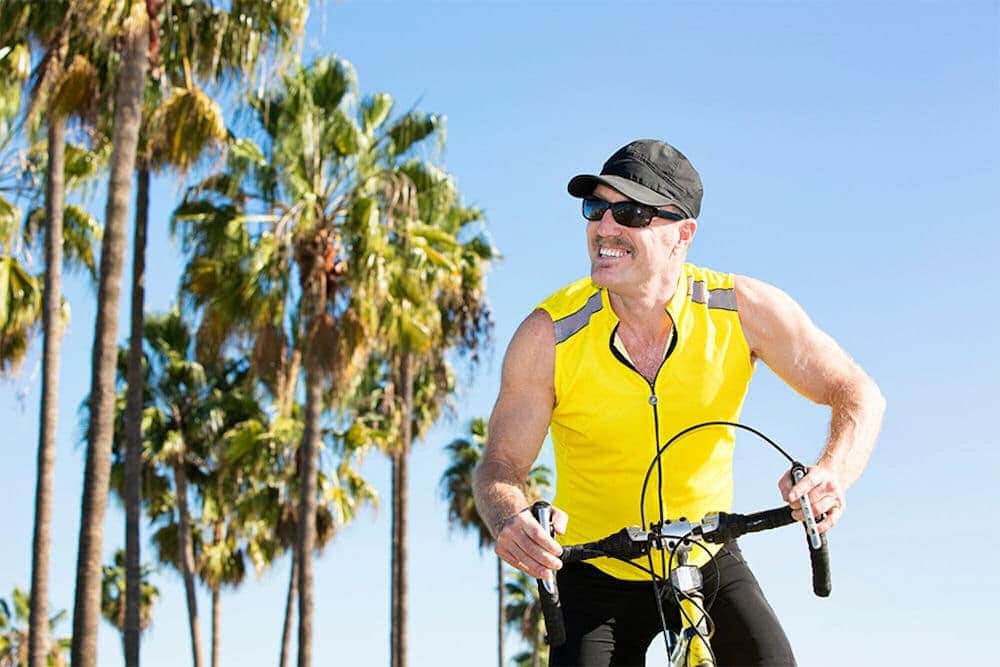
[473,309,564,578]
[735,275,886,532]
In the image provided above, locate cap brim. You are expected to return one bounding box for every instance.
[567,174,678,208]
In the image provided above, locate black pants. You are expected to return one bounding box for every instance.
[549,542,796,667]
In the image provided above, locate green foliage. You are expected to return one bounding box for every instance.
[505,570,550,667]
[148,86,227,173]
[0,43,30,137]
[0,253,41,374]
[0,586,71,667]
[24,204,103,280]
[100,550,160,634]
[440,417,492,550]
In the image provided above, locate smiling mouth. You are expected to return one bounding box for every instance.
[597,246,630,259]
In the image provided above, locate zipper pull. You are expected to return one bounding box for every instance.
[648,394,658,405]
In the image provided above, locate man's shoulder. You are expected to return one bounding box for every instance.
[535,277,600,320]
[683,262,737,290]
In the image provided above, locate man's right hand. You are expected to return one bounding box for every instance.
[494,505,568,579]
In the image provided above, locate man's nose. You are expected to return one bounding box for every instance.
[595,208,622,234]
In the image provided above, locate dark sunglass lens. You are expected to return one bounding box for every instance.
[611,202,652,228]
[582,197,609,221]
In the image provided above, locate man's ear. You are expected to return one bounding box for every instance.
[678,218,698,248]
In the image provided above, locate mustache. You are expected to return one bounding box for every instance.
[593,235,634,253]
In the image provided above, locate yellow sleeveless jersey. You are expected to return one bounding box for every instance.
[536,263,754,580]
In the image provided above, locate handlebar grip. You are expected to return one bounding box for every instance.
[537,575,566,646]
[789,462,833,597]
[741,506,796,533]
[809,532,832,597]
[559,544,599,564]
[530,501,567,646]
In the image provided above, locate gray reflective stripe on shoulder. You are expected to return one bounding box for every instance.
[552,291,603,344]
[690,280,738,311]
[707,288,737,311]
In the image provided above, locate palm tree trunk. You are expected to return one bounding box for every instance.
[175,459,205,667]
[211,586,220,667]
[278,544,298,667]
[497,557,505,667]
[280,349,301,419]
[28,113,65,667]
[297,362,322,667]
[390,450,399,667]
[531,623,541,667]
[391,353,413,667]
[70,7,149,666]
[123,165,149,667]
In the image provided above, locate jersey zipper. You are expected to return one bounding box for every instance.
[607,323,678,522]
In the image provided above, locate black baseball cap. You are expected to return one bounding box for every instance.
[567,139,703,219]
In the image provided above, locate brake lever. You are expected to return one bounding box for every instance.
[791,463,823,549]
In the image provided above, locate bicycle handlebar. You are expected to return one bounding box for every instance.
[530,468,832,647]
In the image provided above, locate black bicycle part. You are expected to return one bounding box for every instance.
[530,501,567,647]
[529,421,835,656]
[790,463,832,597]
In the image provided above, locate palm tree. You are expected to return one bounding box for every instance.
[100,550,160,657]
[440,417,505,664]
[441,419,551,667]
[71,3,150,665]
[0,587,71,667]
[172,55,450,666]
[120,3,308,658]
[366,156,497,667]
[0,6,107,663]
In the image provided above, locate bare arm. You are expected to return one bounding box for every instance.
[473,309,565,578]
[735,275,886,532]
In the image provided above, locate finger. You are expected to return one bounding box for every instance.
[512,527,563,570]
[551,507,569,536]
[815,505,841,534]
[809,494,842,518]
[521,518,562,557]
[777,471,794,500]
[787,478,815,503]
[506,539,553,578]
[496,538,542,577]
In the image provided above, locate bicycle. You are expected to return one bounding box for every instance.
[529,421,831,667]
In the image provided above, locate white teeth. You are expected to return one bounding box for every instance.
[599,247,628,258]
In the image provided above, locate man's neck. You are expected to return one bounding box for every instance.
[607,265,684,338]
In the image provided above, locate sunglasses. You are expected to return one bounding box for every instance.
[581,196,685,228]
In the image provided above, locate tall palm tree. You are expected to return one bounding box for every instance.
[0,5,107,663]
[120,4,307,658]
[172,55,447,666]
[367,157,497,667]
[440,417,504,665]
[0,588,71,667]
[100,550,160,657]
[441,418,551,667]
[71,3,150,665]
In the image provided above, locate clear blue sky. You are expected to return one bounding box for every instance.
[3,1,999,665]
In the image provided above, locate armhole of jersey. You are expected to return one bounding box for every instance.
[729,274,756,374]
[534,306,560,408]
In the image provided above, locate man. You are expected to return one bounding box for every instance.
[473,139,885,666]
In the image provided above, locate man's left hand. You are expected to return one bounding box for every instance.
[778,463,846,534]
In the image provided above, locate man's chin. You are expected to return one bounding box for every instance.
[590,265,620,290]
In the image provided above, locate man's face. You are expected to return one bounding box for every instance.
[587,184,695,294]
